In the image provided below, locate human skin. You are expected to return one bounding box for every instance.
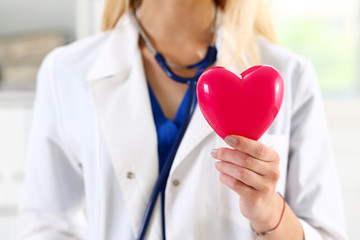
[138,0,214,120]
[212,135,304,239]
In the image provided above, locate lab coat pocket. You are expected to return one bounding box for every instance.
[215,134,289,226]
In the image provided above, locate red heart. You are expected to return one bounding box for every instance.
[197,66,284,140]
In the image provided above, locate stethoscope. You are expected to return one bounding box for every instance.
[130,7,218,240]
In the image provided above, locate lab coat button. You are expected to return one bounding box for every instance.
[126,172,135,179]
[173,180,180,186]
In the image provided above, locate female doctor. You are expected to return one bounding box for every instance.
[20,0,348,239]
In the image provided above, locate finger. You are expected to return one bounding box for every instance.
[212,148,267,175]
[224,135,279,161]
[216,161,265,191]
[219,172,255,198]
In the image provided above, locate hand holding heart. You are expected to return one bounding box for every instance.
[211,135,283,232]
[197,66,285,232]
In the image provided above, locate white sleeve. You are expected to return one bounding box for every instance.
[286,61,348,240]
[19,49,86,240]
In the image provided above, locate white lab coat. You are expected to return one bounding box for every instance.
[19,12,348,240]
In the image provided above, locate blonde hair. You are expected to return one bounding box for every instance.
[101,0,277,67]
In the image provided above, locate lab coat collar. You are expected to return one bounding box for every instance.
[86,13,138,82]
[87,11,224,170]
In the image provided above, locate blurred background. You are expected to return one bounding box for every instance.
[0,0,359,239]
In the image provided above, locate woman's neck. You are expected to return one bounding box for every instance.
[138,0,214,47]
[136,0,216,120]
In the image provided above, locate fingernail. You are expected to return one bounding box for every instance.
[211,149,218,158]
[225,136,238,147]
[215,161,220,168]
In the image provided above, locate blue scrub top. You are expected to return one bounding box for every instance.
[148,84,195,239]
[148,86,190,171]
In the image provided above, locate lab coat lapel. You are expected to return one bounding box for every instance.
[169,106,214,176]
[169,24,233,176]
[87,14,162,238]
[169,70,243,176]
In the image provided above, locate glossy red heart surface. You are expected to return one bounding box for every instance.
[197,66,284,140]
